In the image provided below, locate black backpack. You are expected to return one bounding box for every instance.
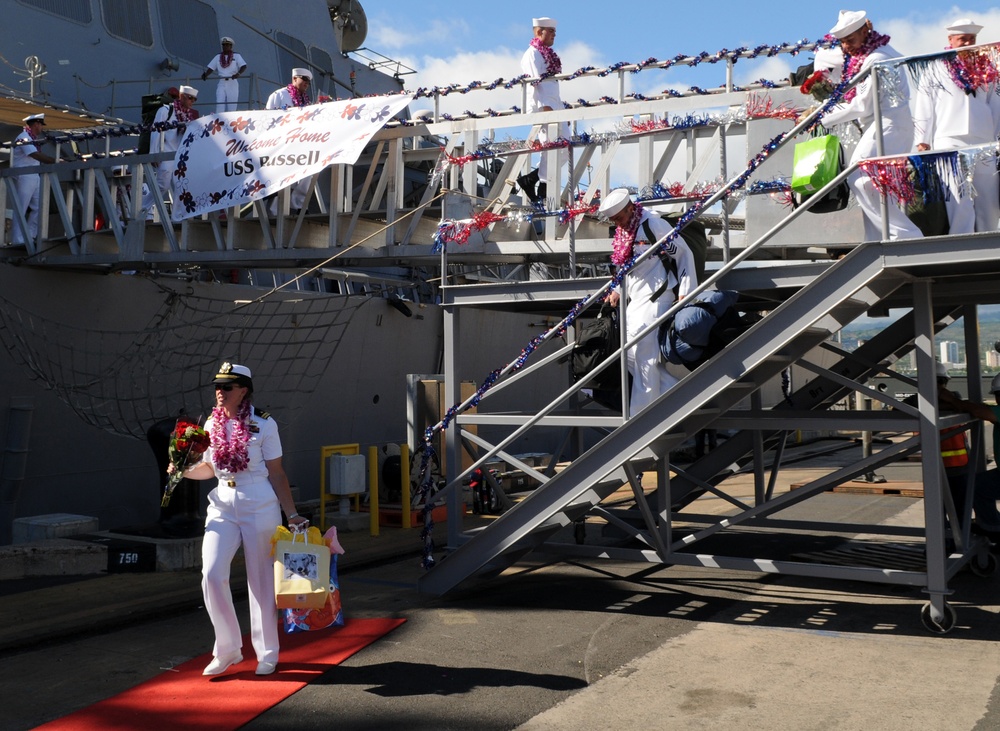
[658,289,756,370]
[137,91,175,154]
[642,214,708,302]
[571,303,626,408]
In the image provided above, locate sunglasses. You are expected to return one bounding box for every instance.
[215,384,236,392]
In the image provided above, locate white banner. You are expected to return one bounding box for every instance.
[171,93,414,220]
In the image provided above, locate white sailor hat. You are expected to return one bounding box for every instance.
[292,67,313,80]
[946,18,983,36]
[830,9,868,39]
[813,47,844,74]
[213,362,253,389]
[532,17,557,29]
[598,188,632,218]
[178,85,198,98]
[22,113,45,125]
[220,36,234,45]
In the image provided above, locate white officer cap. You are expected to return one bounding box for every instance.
[830,10,868,39]
[598,188,631,218]
[23,113,45,125]
[533,17,557,29]
[178,85,198,98]
[946,18,983,36]
[292,68,313,80]
[213,362,253,389]
[220,36,234,45]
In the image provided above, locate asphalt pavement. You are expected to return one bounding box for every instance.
[3,444,1000,730]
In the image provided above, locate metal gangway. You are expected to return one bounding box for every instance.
[411,45,1000,634]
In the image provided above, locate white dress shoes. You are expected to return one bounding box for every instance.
[255,661,277,676]
[202,652,243,676]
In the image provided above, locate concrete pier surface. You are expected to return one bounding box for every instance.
[3,442,999,730]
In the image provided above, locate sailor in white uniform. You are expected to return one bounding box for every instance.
[10,113,54,245]
[201,37,247,113]
[600,189,698,414]
[142,85,199,211]
[518,16,570,204]
[913,18,1000,234]
[179,362,305,677]
[821,10,922,241]
[266,68,315,212]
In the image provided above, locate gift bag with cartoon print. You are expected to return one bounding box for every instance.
[273,527,330,610]
[283,553,344,633]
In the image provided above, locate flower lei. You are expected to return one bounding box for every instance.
[172,99,199,123]
[210,399,252,473]
[610,202,644,266]
[944,49,999,95]
[218,50,234,69]
[530,37,562,76]
[287,83,311,107]
[843,30,891,103]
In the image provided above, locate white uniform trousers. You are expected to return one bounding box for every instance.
[216,79,239,113]
[12,173,40,244]
[536,120,571,188]
[141,162,177,213]
[202,477,281,664]
[850,115,923,241]
[625,283,679,414]
[936,136,1000,234]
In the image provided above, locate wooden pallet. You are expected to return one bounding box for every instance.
[791,480,924,498]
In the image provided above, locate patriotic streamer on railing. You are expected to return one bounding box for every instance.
[859,147,997,208]
[432,201,602,250]
[430,95,806,188]
[410,38,822,100]
[430,175,801,251]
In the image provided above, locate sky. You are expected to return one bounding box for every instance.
[363,2,1000,116]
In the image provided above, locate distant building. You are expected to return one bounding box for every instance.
[988,350,1000,368]
[940,340,960,365]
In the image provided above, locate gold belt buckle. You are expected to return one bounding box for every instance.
[225,479,236,487]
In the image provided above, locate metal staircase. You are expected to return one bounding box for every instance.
[419,240,912,595]
[418,227,1000,635]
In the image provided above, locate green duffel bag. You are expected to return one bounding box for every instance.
[791,134,841,195]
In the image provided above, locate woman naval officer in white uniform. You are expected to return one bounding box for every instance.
[179,362,305,677]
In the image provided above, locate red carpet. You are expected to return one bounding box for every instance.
[36,617,405,731]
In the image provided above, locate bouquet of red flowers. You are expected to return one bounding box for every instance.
[162,420,210,507]
[800,70,834,101]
